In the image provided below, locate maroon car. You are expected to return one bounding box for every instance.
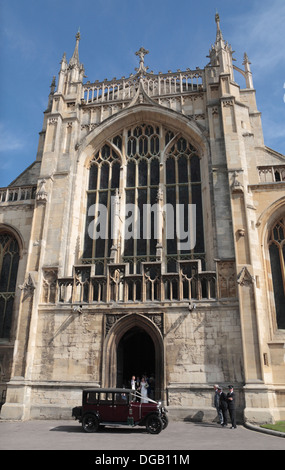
[72,388,168,434]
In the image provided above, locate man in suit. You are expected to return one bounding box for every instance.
[218,388,228,426]
[227,385,237,428]
[214,384,224,425]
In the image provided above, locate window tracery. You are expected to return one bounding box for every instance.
[83,140,121,273]
[83,124,205,276]
[165,137,204,271]
[268,217,285,329]
[124,124,160,273]
[0,232,20,338]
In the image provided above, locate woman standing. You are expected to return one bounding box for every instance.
[140,376,149,403]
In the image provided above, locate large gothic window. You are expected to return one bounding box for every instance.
[84,140,121,274]
[83,124,205,275]
[124,124,160,273]
[165,134,204,272]
[269,217,285,329]
[0,232,20,338]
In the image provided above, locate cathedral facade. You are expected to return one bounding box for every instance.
[0,15,284,424]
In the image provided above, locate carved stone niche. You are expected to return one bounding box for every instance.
[231,170,244,194]
[108,264,127,302]
[36,179,48,203]
[42,268,58,303]
[216,260,237,298]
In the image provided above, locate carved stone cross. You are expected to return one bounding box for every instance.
[135,47,149,73]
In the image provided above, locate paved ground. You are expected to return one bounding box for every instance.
[0,419,284,451]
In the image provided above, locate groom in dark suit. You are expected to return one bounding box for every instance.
[227,385,237,428]
[218,388,228,426]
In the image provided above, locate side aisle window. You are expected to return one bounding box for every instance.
[0,232,20,338]
[268,217,285,329]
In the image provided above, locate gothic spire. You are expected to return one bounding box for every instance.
[208,12,235,79]
[69,30,81,67]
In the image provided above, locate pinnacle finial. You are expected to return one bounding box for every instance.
[69,30,81,67]
[215,11,220,25]
[243,52,251,65]
[215,11,223,42]
[61,52,67,63]
[50,76,56,93]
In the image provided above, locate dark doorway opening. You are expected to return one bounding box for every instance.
[117,327,155,388]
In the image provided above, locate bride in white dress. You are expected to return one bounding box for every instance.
[140,377,149,403]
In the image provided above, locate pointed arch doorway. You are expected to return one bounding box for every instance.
[117,326,155,388]
[103,313,164,400]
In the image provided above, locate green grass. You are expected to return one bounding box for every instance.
[260,421,285,433]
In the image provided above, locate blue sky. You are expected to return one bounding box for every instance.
[0,0,284,187]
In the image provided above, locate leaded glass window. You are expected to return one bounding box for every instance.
[269,217,285,329]
[0,232,20,338]
[165,137,204,272]
[83,124,205,275]
[124,124,160,273]
[83,140,121,274]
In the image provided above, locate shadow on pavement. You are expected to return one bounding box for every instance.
[50,424,147,434]
[192,422,226,428]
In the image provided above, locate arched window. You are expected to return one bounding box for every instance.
[83,125,205,276]
[268,217,285,329]
[124,124,160,273]
[83,141,121,274]
[0,232,20,338]
[165,136,204,272]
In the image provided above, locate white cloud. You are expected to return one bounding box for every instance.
[229,1,285,72]
[263,116,285,141]
[0,123,26,153]
[2,25,37,61]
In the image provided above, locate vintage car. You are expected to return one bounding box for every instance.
[72,388,168,434]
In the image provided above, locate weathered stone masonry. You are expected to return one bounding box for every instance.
[0,15,284,424]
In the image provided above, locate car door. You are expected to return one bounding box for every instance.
[98,392,115,422]
[113,392,129,423]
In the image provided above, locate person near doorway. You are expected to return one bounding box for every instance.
[148,373,155,399]
[140,376,149,403]
[131,375,136,390]
[227,385,237,428]
[218,387,228,426]
[213,384,223,425]
[136,377,140,390]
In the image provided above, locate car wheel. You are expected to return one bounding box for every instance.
[82,413,99,433]
[146,414,163,434]
[161,413,169,430]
